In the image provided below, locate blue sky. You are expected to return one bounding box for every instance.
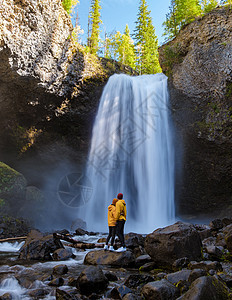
[73,0,171,46]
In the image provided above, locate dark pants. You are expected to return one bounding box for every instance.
[106,226,116,246]
[116,220,125,248]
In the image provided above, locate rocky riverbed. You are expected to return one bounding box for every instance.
[1,218,232,299]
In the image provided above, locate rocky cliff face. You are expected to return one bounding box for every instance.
[0,0,136,184]
[159,7,232,217]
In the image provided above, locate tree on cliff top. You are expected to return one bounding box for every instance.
[163,0,201,41]
[134,0,161,74]
[62,0,79,15]
[88,0,102,55]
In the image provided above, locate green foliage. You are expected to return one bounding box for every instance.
[88,0,102,55]
[134,0,162,74]
[200,0,218,13]
[162,44,184,76]
[103,25,136,69]
[62,0,78,14]
[163,0,202,41]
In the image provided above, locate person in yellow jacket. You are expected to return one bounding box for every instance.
[115,193,127,252]
[104,198,118,251]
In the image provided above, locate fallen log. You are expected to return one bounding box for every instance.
[66,243,104,249]
[53,233,82,244]
[0,236,27,242]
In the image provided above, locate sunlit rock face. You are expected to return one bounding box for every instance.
[159,7,232,217]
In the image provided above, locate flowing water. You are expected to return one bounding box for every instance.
[81,73,176,233]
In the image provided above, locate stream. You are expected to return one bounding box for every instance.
[0,234,110,299]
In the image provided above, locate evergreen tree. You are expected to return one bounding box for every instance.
[62,0,78,15]
[200,0,218,13]
[88,0,102,55]
[163,0,201,41]
[134,0,161,74]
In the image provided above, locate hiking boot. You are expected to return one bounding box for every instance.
[109,246,114,251]
[116,247,126,252]
[104,244,108,250]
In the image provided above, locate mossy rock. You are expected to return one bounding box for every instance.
[0,162,27,205]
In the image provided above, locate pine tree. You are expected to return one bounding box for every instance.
[134,0,161,74]
[200,0,218,13]
[62,0,78,15]
[88,0,102,55]
[163,0,202,41]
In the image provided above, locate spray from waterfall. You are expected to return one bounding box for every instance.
[79,73,175,233]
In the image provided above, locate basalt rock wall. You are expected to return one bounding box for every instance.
[0,0,136,185]
[159,7,232,217]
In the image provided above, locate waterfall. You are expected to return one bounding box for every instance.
[80,73,175,233]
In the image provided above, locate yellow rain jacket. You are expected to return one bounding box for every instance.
[108,204,117,226]
[115,199,127,221]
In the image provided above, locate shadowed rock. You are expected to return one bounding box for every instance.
[145,222,202,268]
[84,249,135,267]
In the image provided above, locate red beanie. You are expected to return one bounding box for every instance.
[117,193,123,199]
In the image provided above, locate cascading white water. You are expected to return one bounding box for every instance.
[81,73,175,233]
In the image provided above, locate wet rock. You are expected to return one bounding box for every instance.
[76,266,108,296]
[209,219,224,231]
[178,276,231,300]
[218,273,232,288]
[223,225,232,252]
[135,254,152,267]
[16,268,42,288]
[189,260,223,272]
[124,233,145,248]
[98,238,106,243]
[28,289,49,298]
[68,277,78,287]
[141,279,180,300]
[202,236,216,248]
[18,230,63,260]
[139,262,156,272]
[53,264,68,275]
[122,293,142,300]
[173,257,190,270]
[106,285,132,299]
[206,245,223,260]
[104,271,118,281]
[145,222,202,268]
[124,274,154,289]
[56,288,81,300]
[52,247,75,260]
[0,294,13,300]
[84,249,135,267]
[188,269,207,283]
[75,228,88,236]
[56,229,70,235]
[165,270,191,285]
[48,277,64,287]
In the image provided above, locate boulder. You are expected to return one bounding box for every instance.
[123,293,143,300]
[56,289,81,300]
[209,219,224,231]
[223,225,232,252]
[18,230,63,260]
[144,222,202,267]
[48,277,64,287]
[165,270,191,285]
[53,264,68,275]
[205,245,223,260]
[124,274,154,289]
[124,233,145,248]
[52,248,75,261]
[0,215,30,238]
[141,279,180,300]
[84,249,135,267]
[173,257,190,270]
[76,266,108,296]
[0,294,13,300]
[106,285,132,299]
[178,276,232,300]
[188,269,207,283]
[28,289,49,298]
[188,260,223,272]
[135,254,152,268]
[104,271,118,282]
